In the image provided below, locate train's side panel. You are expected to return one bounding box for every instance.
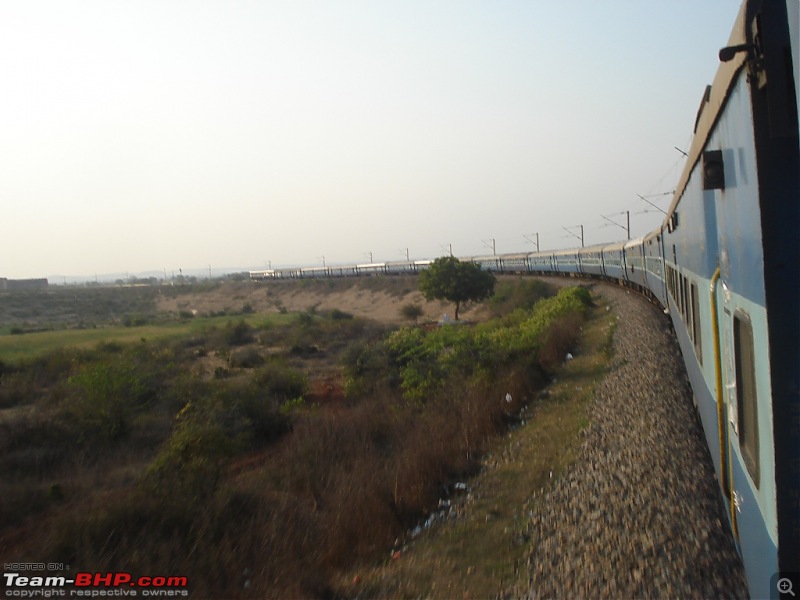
[356,263,387,276]
[500,253,530,273]
[661,0,799,592]
[528,252,555,273]
[471,255,502,272]
[552,249,580,274]
[385,261,416,274]
[330,266,358,277]
[577,244,605,277]
[643,232,667,305]
[623,238,646,289]
[602,242,626,281]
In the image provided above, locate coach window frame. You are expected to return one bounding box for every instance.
[691,282,703,365]
[733,309,759,488]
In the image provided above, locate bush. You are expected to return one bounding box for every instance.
[64,361,156,442]
[253,362,307,402]
[327,308,353,320]
[400,303,424,323]
[146,382,290,501]
[486,278,554,316]
[228,347,264,368]
[225,319,254,346]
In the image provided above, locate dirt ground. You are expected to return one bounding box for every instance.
[155,279,481,325]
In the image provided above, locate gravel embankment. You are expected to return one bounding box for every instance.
[511,283,747,599]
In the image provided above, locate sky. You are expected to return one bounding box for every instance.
[1,0,744,280]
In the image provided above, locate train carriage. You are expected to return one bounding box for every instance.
[385,261,417,275]
[248,269,275,281]
[656,1,800,593]
[577,244,606,277]
[355,263,386,276]
[499,252,530,273]
[527,252,555,274]
[643,231,667,305]
[601,242,626,282]
[470,255,503,272]
[328,265,358,277]
[275,267,302,279]
[300,266,329,278]
[413,259,432,271]
[623,237,647,290]
[552,248,580,274]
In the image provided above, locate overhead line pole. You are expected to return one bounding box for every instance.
[524,233,540,252]
[562,225,584,247]
[601,211,631,240]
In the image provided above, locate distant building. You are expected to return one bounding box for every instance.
[0,277,49,291]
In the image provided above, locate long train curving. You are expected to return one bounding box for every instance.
[250,1,799,595]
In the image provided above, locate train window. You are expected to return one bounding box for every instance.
[685,277,693,337]
[684,277,690,323]
[691,283,702,365]
[669,267,676,300]
[734,312,759,487]
[683,277,692,324]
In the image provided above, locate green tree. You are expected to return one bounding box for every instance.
[418,256,496,320]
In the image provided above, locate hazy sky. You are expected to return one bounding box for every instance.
[1,1,743,279]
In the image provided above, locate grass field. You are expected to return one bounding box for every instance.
[0,313,293,364]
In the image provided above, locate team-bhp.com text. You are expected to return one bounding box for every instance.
[3,573,188,597]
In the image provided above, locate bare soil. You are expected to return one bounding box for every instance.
[156,279,465,325]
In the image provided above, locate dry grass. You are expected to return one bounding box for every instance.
[0,278,604,598]
[338,295,617,599]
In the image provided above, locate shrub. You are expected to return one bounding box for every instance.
[486,278,554,316]
[538,312,584,373]
[228,347,264,368]
[400,303,424,324]
[64,361,155,442]
[225,319,254,346]
[146,382,289,501]
[327,308,353,320]
[253,362,307,402]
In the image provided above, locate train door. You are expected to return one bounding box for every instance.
[714,284,739,539]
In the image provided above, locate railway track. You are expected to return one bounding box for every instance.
[509,283,747,598]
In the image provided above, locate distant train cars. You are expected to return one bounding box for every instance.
[248,260,432,280]
[249,1,798,595]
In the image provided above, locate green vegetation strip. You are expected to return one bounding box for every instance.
[0,314,293,364]
[347,294,617,598]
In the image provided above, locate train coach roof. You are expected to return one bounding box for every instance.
[602,241,627,252]
[666,0,749,218]
[501,252,531,260]
[470,254,502,261]
[578,243,610,254]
